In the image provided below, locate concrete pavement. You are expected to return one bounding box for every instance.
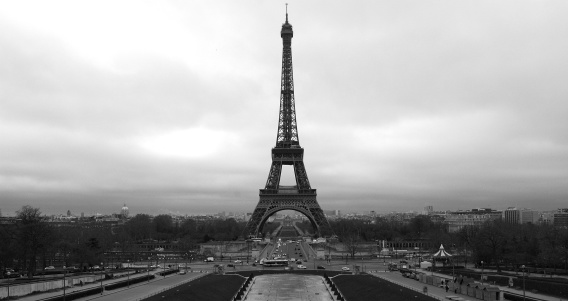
[244,274,333,301]
[374,268,568,301]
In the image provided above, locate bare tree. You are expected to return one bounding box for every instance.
[16,205,53,277]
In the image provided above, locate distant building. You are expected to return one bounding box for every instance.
[519,208,538,224]
[445,214,500,233]
[422,206,433,215]
[323,210,341,217]
[121,204,129,218]
[67,210,71,217]
[554,208,568,228]
[504,207,520,224]
[538,211,555,225]
[444,208,502,232]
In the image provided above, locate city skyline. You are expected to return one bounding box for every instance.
[1,1,568,215]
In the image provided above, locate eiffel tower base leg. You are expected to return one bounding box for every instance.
[245,194,332,238]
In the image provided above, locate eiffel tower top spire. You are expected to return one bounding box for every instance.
[276,6,298,148]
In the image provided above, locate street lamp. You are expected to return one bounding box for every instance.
[481,261,484,285]
[521,265,526,301]
[185,253,188,274]
[63,268,67,301]
[451,244,456,278]
[452,260,455,279]
[100,262,104,295]
[247,239,251,264]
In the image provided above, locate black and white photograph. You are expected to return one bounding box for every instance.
[1,1,567,300]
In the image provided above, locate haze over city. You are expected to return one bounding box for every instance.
[1,0,568,216]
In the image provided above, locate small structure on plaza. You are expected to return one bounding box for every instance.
[432,244,452,267]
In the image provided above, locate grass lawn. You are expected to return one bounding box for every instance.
[143,274,245,301]
[333,274,439,301]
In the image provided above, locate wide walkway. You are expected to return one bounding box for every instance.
[373,269,567,301]
[371,271,479,301]
[245,274,333,301]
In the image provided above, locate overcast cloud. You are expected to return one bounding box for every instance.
[1,0,567,215]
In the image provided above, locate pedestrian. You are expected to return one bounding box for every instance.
[445,284,449,292]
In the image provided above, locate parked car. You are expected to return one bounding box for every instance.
[297,265,307,269]
[178,270,186,275]
[4,269,20,278]
[44,266,55,270]
[317,266,326,270]
[228,264,235,267]
[234,260,242,263]
[342,267,350,271]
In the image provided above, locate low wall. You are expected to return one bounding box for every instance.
[0,274,103,299]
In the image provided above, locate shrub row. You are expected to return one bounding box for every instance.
[40,286,103,301]
[156,269,179,277]
[105,274,155,291]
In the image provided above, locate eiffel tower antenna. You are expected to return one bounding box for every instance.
[245,11,333,238]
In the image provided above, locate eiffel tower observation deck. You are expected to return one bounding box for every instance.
[245,9,332,238]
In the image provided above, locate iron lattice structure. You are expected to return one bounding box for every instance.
[245,12,333,238]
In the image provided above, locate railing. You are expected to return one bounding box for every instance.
[260,189,316,195]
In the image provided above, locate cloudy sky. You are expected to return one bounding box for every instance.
[1,1,567,216]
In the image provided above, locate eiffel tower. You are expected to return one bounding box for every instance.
[245,9,332,238]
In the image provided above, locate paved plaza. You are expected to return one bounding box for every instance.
[245,274,333,301]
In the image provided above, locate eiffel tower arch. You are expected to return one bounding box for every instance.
[244,9,333,238]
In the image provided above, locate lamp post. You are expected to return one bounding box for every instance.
[452,260,455,279]
[247,239,251,264]
[521,265,526,301]
[63,268,66,301]
[127,260,130,287]
[481,261,484,285]
[451,244,456,279]
[100,262,104,295]
[413,252,417,272]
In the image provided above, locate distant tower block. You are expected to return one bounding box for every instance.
[244,10,332,238]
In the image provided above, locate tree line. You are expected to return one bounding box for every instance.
[322,216,568,272]
[0,206,247,278]
[2,205,567,277]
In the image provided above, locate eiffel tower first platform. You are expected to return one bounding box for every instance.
[244,10,332,238]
